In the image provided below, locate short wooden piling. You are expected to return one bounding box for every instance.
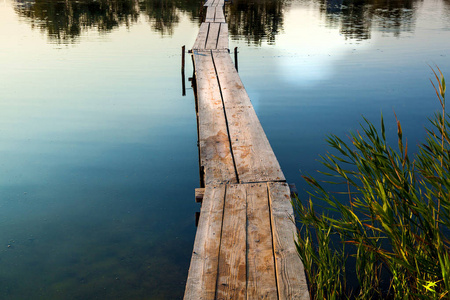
[182,45,186,96]
[182,45,186,71]
[234,46,238,72]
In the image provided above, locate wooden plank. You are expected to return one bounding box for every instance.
[214,7,225,23]
[225,104,284,184]
[194,51,237,185]
[195,188,205,203]
[205,6,215,22]
[267,182,310,300]
[212,51,286,183]
[206,23,220,50]
[216,184,247,299]
[217,23,228,50]
[246,183,278,299]
[215,0,225,7]
[184,185,226,300]
[193,23,209,50]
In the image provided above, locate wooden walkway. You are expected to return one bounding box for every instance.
[184,1,309,299]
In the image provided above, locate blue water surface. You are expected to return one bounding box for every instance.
[0,0,449,298]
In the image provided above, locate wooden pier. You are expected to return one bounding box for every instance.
[184,0,309,299]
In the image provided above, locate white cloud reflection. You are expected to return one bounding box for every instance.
[276,4,371,86]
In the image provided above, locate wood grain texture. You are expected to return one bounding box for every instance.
[186,1,311,297]
[246,183,278,299]
[215,7,226,22]
[194,51,237,185]
[216,184,247,299]
[212,51,285,183]
[210,0,222,7]
[184,185,226,300]
[205,6,216,22]
[193,23,209,50]
[216,23,228,50]
[206,23,221,49]
[267,182,310,300]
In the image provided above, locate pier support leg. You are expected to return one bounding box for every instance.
[181,45,186,96]
[234,47,238,72]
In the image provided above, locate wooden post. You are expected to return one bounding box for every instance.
[181,45,186,96]
[182,45,186,71]
[190,52,197,98]
[234,47,238,72]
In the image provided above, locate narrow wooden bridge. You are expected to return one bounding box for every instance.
[184,0,309,298]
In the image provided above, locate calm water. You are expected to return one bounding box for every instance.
[0,0,449,298]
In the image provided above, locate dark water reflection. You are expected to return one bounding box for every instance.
[225,0,285,45]
[14,0,203,42]
[319,0,419,41]
[224,0,427,44]
[13,0,435,44]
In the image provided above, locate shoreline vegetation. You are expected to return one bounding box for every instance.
[294,68,449,299]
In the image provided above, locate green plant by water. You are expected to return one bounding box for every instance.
[294,67,449,299]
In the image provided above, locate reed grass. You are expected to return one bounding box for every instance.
[294,68,449,299]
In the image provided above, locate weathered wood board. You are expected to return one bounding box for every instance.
[184,185,226,300]
[204,0,224,7]
[215,184,247,299]
[193,23,228,50]
[268,182,310,300]
[193,51,237,185]
[184,183,309,299]
[206,23,220,49]
[212,51,285,183]
[214,6,225,23]
[205,6,216,22]
[216,23,228,50]
[246,183,278,299]
[193,23,209,50]
[185,0,309,298]
[205,6,225,23]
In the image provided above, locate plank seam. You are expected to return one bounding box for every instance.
[266,182,281,300]
[217,23,223,49]
[245,185,249,297]
[214,184,228,299]
[210,50,240,183]
[215,23,220,49]
[191,56,205,188]
[204,23,210,49]
[239,179,286,185]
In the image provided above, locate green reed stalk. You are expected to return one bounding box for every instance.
[294,69,449,299]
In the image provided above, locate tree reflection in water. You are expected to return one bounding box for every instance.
[222,0,428,45]
[13,0,202,43]
[225,0,285,45]
[319,0,420,41]
[14,0,446,44]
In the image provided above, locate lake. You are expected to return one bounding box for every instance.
[0,0,449,298]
